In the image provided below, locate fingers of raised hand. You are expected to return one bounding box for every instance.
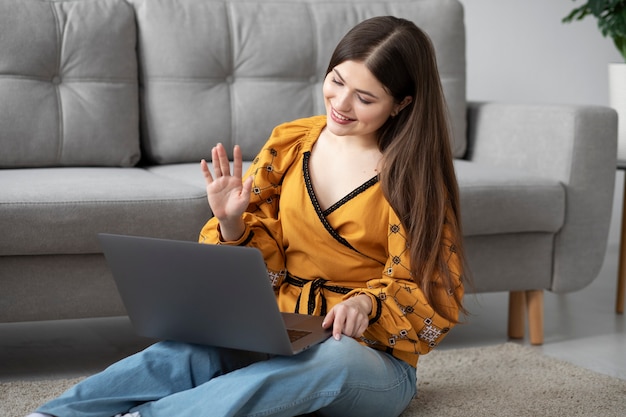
[214,143,234,177]
[233,145,243,178]
[200,159,213,184]
[201,144,248,194]
[210,145,225,178]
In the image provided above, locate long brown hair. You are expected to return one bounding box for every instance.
[326,16,467,322]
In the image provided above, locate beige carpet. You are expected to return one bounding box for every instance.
[2,343,625,417]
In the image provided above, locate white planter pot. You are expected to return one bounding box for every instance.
[609,63,626,162]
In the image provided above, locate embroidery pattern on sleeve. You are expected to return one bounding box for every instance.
[249,147,282,212]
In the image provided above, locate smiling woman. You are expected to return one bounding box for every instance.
[29,15,467,417]
[312,59,413,210]
[325,63,412,128]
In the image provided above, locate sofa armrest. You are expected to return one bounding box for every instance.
[466,101,618,292]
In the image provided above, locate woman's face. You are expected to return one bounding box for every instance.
[323,60,405,142]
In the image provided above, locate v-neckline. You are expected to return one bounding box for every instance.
[302,151,379,218]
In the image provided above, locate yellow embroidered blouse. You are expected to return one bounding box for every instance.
[199,115,463,367]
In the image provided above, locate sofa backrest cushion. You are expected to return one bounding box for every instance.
[0,0,140,168]
[130,0,466,163]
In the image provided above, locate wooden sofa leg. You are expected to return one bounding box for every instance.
[508,291,526,339]
[618,251,626,314]
[617,176,626,314]
[526,290,544,345]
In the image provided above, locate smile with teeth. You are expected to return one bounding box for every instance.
[331,107,354,122]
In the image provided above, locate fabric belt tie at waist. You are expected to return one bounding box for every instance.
[286,275,352,316]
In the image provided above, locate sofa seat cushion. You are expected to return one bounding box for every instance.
[455,160,565,236]
[0,0,140,168]
[0,168,209,256]
[147,163,209,190]
[152,160,566,239]
[147,162,254,190]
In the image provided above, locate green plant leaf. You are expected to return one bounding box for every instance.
[614,35,626,61]
[562,4,591,23]
[563,0,626,61]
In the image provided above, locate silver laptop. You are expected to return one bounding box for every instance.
[97,233,331,355]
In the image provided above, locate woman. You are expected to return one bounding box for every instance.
[28,16,466,417]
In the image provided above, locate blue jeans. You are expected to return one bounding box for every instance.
[37,336,416,417]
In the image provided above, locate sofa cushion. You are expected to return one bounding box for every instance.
[0,0,140,168]
[455,160,566,236]
[150,160,566,238]
[0,168,209,256]
[147,162,254,191]
[130,0,466,164]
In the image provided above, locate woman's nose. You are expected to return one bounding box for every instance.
[333,90,351,111]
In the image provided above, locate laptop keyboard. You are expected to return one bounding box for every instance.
[287,329,311,342]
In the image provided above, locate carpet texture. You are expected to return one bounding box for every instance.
[2,343,625,417]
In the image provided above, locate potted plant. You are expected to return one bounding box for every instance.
[563,0,626,161]
[563,1,626,315]
[562,0,626,61]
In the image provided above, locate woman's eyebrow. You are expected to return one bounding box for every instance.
[333,68,379,99]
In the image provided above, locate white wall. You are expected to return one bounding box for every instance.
[459,0,623,105]
[458,0,623,246]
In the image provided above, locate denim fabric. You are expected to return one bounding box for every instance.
[38,337,416,417]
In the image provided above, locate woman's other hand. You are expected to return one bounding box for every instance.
[322,294,372,340]
[200,143,253,241]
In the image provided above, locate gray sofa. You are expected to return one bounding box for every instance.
[0,0,617,345]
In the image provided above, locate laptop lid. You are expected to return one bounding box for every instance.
[97,233,331,355]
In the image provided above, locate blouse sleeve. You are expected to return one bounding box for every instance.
[198,119,314,289]
[345,207,464,357]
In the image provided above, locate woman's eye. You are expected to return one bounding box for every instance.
[330,77,371,104]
